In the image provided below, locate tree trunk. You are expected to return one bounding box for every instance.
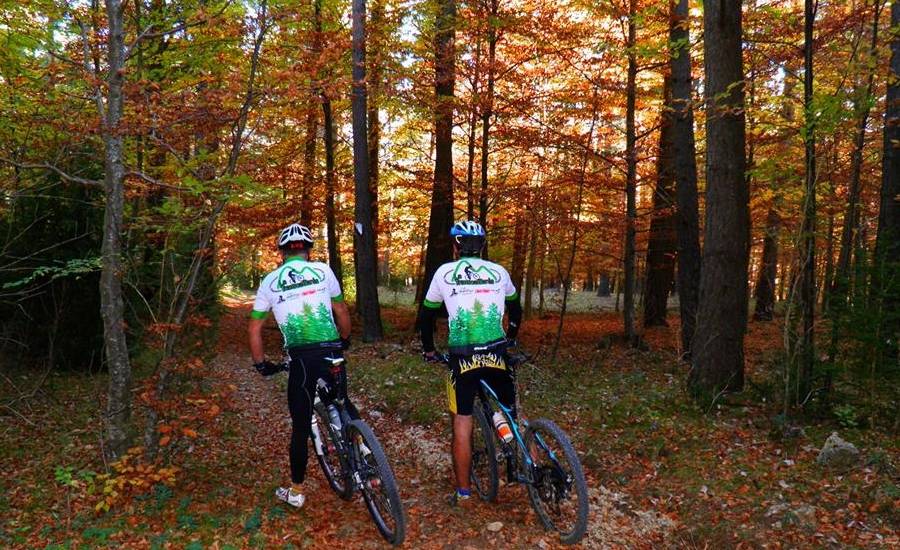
[754,208,780,321]
[510,214,528,291]
[623,0,638,344]
[669,0,701,358]
[584,265,595,292]
[822,210,835,310]
[300,104,318,227]
[875,0,900,355]
[552,102,596,360]
[833,2,884,315]
[368,0,383,243]
[100,0,131,459]
[418,0,456,325]
[793,0,817,403]
[689,0,748,399]
[351,0,383,341]
[465,35,480,220]
[644,76,677,328]
[478,0,498,258]
[598,273,611,297]
[524,217,538,318]
[318,0,342,286]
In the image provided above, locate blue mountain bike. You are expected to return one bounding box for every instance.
[438,350,589,545]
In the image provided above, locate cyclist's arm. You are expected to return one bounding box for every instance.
[420,304,439,353]
[506,295,522,340]
[421,271,444,355]
[249,285,272,363]
[248,317,267,363]
[332,299,351,339]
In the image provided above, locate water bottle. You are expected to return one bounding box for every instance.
[492,412,514,444]
[327,404,342,430]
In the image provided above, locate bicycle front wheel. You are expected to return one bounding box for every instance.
[524,418,589,545]
[313,402,352,500]
[347,420,406,546]
[470,398,499,501]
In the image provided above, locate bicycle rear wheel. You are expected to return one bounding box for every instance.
[524,418,588,545]
[347,420,406,546]
[313,402,352,500]
[470,398,499,501]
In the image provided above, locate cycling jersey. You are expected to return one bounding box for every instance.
[251,258,343,348]
[423,257,518,349]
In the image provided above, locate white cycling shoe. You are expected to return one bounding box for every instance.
[275,487,306,509]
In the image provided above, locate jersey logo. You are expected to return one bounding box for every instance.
[445,260,500,286]
[271,265,325,292]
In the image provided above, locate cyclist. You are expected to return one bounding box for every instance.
[248,223,353,509]
[420,220,523,505]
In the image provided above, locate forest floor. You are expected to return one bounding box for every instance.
[1,301,898,549]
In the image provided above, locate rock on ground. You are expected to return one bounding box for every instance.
[817,432,860,469]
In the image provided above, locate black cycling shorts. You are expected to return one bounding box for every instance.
[446,352,516,417]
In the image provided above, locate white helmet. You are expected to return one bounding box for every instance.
[277,223,314,249]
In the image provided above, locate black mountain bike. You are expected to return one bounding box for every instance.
[282,357,406,546]
[435,348,589,545]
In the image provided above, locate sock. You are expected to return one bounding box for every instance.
[290,484,303,496]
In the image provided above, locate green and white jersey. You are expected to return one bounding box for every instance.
[423,257,518,349]
[250,258,343,348]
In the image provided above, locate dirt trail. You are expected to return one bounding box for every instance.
[214,303,673,548]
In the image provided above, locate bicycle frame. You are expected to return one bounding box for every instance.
[309,358,370,492]
[477,378,563,483]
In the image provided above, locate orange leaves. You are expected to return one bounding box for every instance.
[93,448,179,514]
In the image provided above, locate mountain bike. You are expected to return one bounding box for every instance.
[435,348,589,545]
[280,357,406,546]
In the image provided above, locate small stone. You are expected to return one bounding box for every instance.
[486,521,503,532]
[817,432,860,470]
[384,380,395,387]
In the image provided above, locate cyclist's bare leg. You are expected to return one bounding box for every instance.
[451,413,474,491]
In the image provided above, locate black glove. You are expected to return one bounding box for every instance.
[254,360,280,377]
[340,337,351,350]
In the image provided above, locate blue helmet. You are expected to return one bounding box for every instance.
[450,220,485,237]
[450,220,486,256]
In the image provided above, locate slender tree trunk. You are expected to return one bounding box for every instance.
[465,37,480,220]
[418,0,456,325]
[510,214,528,290]
[754,208,780,321]
[644,76,677,328]
[552,104,596,360]
[689,0,748,399]
[623,0,638,344]
[753,79,797,322]
[466,108,478,219]
[669,0,701,358]
[875,0,900,355]
[823,211,835,310]
[794,0,817,403]
[524,216,538,318]
[478,0,498,258]
[323,100,342,284]
[300,106,318,227]
[351,0,383,341]
[368,0,383,243]
[318,0,342,286]
[832,0,883,315]
[100,0,131,459]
